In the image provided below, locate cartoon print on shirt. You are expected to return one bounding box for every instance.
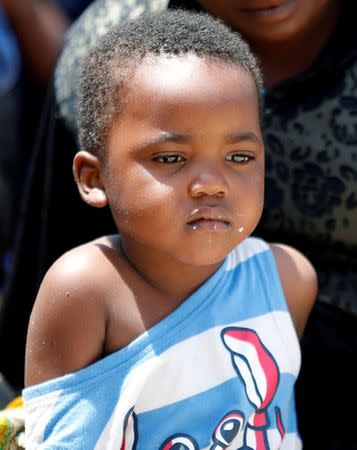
[159,410,246,450]
[120,406,138,450]
[211,410,245,449]
[274,406,285,440]
[221,326,283,449]
[159,434,199,450]
[129,326,284,449]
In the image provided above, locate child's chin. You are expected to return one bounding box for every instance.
[179,248,230,267]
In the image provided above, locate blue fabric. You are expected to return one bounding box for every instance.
[24,238,302,449]
[0,9,20,92]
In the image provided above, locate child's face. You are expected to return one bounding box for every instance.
[104,54,264,267]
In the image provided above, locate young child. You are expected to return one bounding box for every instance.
[23,9,317,449]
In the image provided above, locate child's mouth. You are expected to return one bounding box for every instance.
[187,218,230,231]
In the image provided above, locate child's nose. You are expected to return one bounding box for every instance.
[188,166,229,199]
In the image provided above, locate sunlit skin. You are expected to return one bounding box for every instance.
[102,55,264,286]
[25,54,316,386]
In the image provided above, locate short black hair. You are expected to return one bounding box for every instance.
[78,9,263,157]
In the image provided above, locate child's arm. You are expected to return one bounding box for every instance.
[270,244,317,339]
[24,246,108,387]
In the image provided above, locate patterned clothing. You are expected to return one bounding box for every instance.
[259,0,357,314]
[23,238,301,450]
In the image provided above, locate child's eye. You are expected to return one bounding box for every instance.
[154,154,186,164]
[225,154,253,164]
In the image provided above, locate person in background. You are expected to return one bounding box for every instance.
[0,0,92,408]
[0,0,355,449]
[0,1,92,282]
[1,0,93,86]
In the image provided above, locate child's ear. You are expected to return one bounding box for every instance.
[73,151,108,208]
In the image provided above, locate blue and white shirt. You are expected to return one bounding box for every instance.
[23,238,302,449]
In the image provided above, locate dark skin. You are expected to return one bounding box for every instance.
[25,55,317,386]
[199,0,341,87]
[2,0,70,85]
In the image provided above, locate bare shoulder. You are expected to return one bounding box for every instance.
[270,243,317,339]
[25,235,123,387]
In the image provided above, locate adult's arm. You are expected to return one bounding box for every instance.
[2,0,70,86]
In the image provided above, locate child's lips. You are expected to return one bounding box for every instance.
[187,218,231,231]
[187,208,231,231]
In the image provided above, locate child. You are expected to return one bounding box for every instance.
[23,9,317,449]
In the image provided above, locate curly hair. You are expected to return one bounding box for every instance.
[78,8,263,157]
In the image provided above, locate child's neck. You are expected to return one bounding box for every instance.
[119,238,222,302]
